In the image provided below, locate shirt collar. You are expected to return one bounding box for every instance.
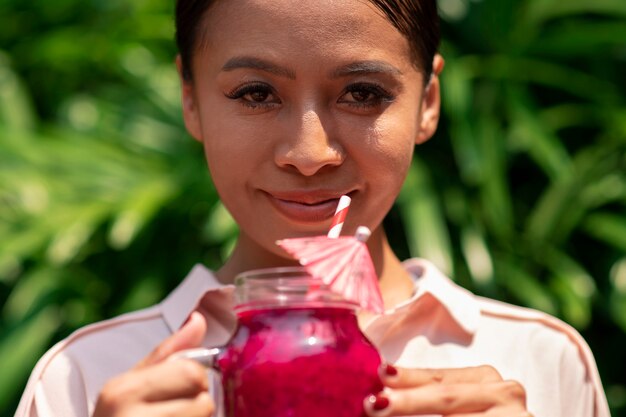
[160,264,234,333]
[160,258,480,336]
[399,258,480,335]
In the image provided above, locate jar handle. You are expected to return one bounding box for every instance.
[171,347,222,368]
[170,347,224,416]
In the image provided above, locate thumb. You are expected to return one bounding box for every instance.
[137,311,207,368]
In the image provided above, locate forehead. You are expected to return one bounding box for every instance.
[196,0,414,72]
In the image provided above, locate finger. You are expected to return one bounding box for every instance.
[138,311,207,368]
[448,412,534,417]
[365,384,494,417]
[379,364,502,388]
[142,392,215,417]
[364,381,527,416]
[94,355,210,415]
[134,359,210,401]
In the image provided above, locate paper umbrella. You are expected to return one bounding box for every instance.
[277,226,384,313]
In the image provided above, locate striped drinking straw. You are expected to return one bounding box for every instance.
[327,195,351,238]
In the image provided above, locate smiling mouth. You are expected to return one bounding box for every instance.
[264,191,354,223]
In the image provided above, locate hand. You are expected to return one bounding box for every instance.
[363,364,532,417]
[93,312,215,417]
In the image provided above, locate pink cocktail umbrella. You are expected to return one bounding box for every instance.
[277,196,384,313]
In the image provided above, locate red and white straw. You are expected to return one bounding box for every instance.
[327,195,351,238]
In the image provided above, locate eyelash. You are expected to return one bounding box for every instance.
[224,82,279,109]
[340,82,395,108]
[224,81,395,110]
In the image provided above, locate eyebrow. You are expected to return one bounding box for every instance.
[221,56,296,79]
[220,57,403,80]
[330,61,403,78]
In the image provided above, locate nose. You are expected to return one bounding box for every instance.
[274,109,344,176]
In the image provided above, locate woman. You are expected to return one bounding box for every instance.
[15,1,609,416]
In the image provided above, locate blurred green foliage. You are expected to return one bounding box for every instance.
[1,0,625,415]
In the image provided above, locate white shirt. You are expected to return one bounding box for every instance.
[14,259,610,417]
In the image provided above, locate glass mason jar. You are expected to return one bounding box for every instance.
[179,266,383,417]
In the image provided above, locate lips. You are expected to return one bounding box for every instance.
[264,190,353,223]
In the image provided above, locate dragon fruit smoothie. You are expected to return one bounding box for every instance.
[216,305,383,417]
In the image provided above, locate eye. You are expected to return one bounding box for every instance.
[225,82,281,108]
[338,83,395,108]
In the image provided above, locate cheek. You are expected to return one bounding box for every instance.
[201,140,249,201]
[358,119,416,222]
[359,117,417,175]
[198,108,265,175]
[344,119,415,230]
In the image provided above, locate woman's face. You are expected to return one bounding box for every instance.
[180,0,441,257]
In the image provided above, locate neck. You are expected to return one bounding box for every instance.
[217,227,415,309]
[367,226,415,309]
[215,233,299,284]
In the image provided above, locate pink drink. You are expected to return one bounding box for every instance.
[216,268,383,417]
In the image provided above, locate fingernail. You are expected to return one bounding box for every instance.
[382,363,398,377]
[180,311,199,328]
[366,393,390,411]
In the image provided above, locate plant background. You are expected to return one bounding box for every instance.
[1,0,625,415]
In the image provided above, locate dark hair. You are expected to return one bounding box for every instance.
[175,0,440,81]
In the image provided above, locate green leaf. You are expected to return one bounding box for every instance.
[494,258,557,315]
[0,306,60,411]
[46,203,111,265]
[539,104,615,132]
[2,268,63,323]
[460,226,494,287]
[609,259,626,333]
[398,158,453,275]
[609,292,626,334]
[108,179,177,250]
[525,145,624,244]
[524,0,626,25]
[476,114,514,238]
[461,55,620,104]
[203,201,238,244]
[0,52,36,130]
[115,273,165,314]
[440,53,483,186]
[543,249,595,329]
[528,21,626,57]
[582,212,626,252]
[440,53,472,117]
[550,274,591,329]
[507,89,573,181]
[0,225,53,275]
